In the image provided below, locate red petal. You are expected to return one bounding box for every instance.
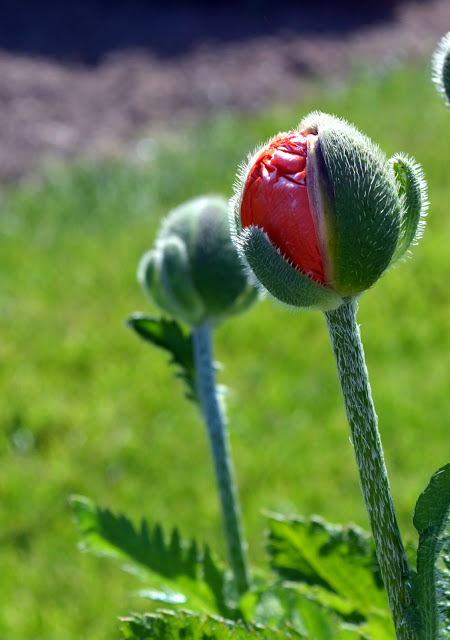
[241,132,325,284]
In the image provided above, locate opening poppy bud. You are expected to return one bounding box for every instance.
[230,111,427,310]
[138,195,258,326]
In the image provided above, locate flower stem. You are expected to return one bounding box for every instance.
[324,299,416,640]
[192,322,250,596]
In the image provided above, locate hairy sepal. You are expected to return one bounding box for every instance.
[432,32,450,108]
[240,226,343,311]
[389,153,428,262]
[159,236,205,324]
[302,112,401,297]
[191,199,257,316]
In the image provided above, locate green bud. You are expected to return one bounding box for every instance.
[432,32,450,108]
[138,195,258,326]
[231,112,428,310]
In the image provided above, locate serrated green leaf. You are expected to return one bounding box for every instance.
[412,463,450,640]
[70,495,232,617]
[240,583,367,639]
[127,314,198,402]
[295,583,394,639]
[266,514,393,637]
[413,464,450,539]
[120,609,294,640]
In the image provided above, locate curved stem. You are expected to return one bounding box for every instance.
[192,322,250,596]
[324,299,416,640]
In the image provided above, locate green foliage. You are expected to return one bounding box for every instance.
[70,498,380,638]
[266,514,394,638]
[70,496,232,617]
[411,463,450,639]
[120,610,293,640]
[70,497,404,638]
[127,314,197,402]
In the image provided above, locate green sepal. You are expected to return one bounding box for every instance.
[139,239,205,326]
[302,112,401,297]
[432,32,450,108]
[158,236,205,324]
[306,134,338,285]
[411,463,450,640]
[240,226,343,311]
[138,249,177,319]
[224,281,259,317]
[189,198,257,316]
[127,313,198,402]
[389,153,428,261]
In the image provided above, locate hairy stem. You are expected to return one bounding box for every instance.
[192,322,250,595]
[324,299,416,640]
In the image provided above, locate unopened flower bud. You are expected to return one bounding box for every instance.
[432,32,450,108]
[230,111,427,311]
[139,195,258,325]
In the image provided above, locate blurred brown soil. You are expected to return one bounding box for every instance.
[0,0,449,182]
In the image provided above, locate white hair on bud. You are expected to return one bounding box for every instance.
[388,152,429,262]
[432,31,450,107]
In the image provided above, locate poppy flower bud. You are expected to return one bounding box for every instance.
[432,32,450,108]
[230,111,427,311]
[138,195,258,326]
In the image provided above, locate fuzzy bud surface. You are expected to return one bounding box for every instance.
[139,195,258,326]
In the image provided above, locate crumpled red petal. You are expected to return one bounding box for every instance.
[241,131,325,285]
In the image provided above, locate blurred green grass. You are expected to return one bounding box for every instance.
[0,62,449,639]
